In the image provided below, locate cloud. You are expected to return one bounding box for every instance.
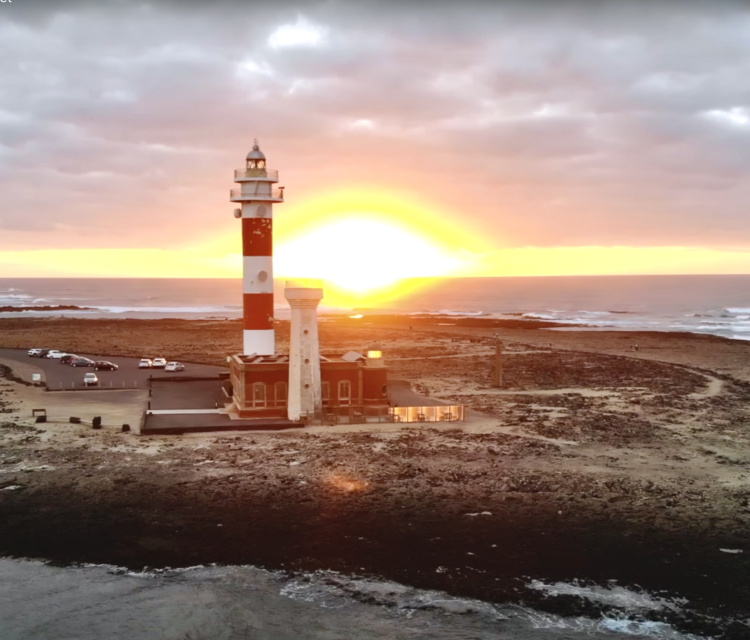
[0,0,749,260]
[703,107,750,128]
[268,14,328,49]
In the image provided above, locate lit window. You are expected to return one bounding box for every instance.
[247,159,267,171]
[367,350,382,359]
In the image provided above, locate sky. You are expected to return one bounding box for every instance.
[1,0,749,288]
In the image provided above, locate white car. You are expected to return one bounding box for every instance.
[83,372,99,386]
[152,357,167,368]
[165,361,185,372]
[46,350,66,359]
[28,348,44,357]
[138,358,152,369]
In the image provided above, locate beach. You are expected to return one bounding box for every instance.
[1,317,750,637]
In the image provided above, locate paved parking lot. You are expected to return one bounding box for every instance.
[150,379,228,410]
[0,348,227,390]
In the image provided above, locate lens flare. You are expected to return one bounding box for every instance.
[325,472,369,493]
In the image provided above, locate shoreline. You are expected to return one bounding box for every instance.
[3,310,749,353]
[1,317,750,636]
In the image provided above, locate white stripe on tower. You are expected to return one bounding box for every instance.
[231,141,284,356]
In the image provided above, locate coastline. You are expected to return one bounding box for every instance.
[1,316,750,636]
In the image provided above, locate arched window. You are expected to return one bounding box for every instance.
[252,382,266,407]
[339,380,351,406]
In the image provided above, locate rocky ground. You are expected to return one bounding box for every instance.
[1,317,750,637]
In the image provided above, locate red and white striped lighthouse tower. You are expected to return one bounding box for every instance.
[230,141,284,356]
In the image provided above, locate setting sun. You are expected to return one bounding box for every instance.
[273,188,484,296]
[275,218,462,291]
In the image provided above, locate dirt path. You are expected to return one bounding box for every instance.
[690,373,725,399]
[1,377,147,439]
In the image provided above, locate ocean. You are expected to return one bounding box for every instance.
[0,559,710,640]
[2,274,750,340]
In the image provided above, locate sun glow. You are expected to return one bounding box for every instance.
[273,189,483,298]
[276,218,461,290]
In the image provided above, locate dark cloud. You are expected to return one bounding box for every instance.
[0,0,749,253]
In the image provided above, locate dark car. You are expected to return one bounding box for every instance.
[60,354,78,365]
[70,357,95,367]
[94,361,119,371]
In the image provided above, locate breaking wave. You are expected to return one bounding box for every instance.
[0,559,728,640]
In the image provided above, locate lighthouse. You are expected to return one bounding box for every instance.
[227,143,392,425]
[230,141,284,356]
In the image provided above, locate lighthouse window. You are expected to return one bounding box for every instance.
[252,382,267,407]
[338,380,351,406]
[275,382,287,407]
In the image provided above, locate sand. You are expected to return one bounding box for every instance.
[1,316,750,637]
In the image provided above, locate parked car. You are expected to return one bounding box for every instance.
[83,372,99,386]
[45,350,66,359]
[94,361,119,371]
[164,361,185,372]
[27,348,45,357]
[152,357,167,368]
[60,354,78,364]
[70,357,95,367]
[138,358,152,369]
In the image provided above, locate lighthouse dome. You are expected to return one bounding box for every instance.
[245,140,267,172]
[246,142,266,161]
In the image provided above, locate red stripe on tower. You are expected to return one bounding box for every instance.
[242,218,273,256]
[243,293,274,330]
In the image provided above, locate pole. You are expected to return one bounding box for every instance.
[491,337,503,388]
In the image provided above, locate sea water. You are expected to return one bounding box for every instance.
[0,559,710,640]
[2,275,750,340]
